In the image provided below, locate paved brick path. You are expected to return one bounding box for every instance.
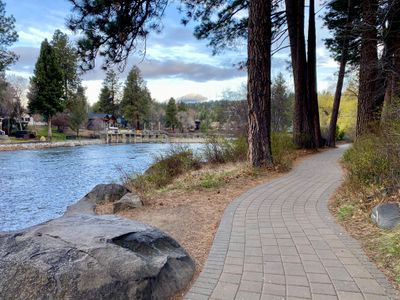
[185,145,399,300]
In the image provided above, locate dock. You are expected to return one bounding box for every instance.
[103,130,205,144]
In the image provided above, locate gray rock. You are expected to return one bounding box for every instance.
[85,183,129,204]
[371,203,400,229]
[0,215,195,300]
[113,193,144,213]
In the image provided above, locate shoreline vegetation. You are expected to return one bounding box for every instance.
[330,123,400,291]
[95,133,317,298]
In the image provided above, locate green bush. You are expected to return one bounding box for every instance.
[271,132,296,170]
[202,135,248,164]
[336,125,345,141]
[343,134,399,187]
[129,146,201,191]
[200,173,223,189]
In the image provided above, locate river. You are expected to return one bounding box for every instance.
[0,143,202,231]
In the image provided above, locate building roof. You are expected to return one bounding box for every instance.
[88,113,115,119]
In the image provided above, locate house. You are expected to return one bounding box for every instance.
[24,114,47,127]
[87,113,117,131]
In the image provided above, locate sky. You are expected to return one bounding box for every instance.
[5,0,340,104]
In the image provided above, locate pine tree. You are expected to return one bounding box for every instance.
[120,66,151,130]
[51,29,79,105]
[247,0,273,166]
[28,39,64,141]
[0,1,18,73]
[356,0,380,136]
[285,0,318,149]
[165,98,179,131]
[69,85,87,138]
[94,69,120,115]
[323,0,361,67]
[323,0,358,146]
[271,73,292,132]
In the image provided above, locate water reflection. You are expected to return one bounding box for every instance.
[0,143,201,231]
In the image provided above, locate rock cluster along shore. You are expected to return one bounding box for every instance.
[0,183,195,300]
[0,139,104,151]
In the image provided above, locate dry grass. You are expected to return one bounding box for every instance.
[330,180,400,290]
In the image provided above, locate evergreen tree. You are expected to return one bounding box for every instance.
[28,39,64,141]
[95,86,111,113]
[120,66,151,130]
[0,1,18,73]
[323,0,400,135]
[356,0,380,136]
[51,29,79,104]
[323,0,358,146]
[323,0,361,67]
[271,73,292,132]
[165,98,179,131]
[68,0,168,70]
[247,0,273,166]
[94,69,120,115]
[69,85,87,138]
[285,0,319,149]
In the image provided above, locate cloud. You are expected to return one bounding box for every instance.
[81,58,246,82]
[140,59,245,81]
[10,44,245,82]
[149,26,198,48]
[9,47,40,75]
[17,27,65,47]
[316,47,338,69]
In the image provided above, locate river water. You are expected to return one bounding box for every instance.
[0,143,201,231]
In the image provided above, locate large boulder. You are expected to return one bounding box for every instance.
[0,214,195,300]
[85,183,129,204]
[371,203,400,229]
[113,193,144,213]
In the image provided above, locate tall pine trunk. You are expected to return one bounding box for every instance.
[47,116,52,142]
[383,0,400,117]
[307,0,322,147]
[285,0,316,148]
[327,0,352,147]
[247,0,273,167]
[356,0,381,136]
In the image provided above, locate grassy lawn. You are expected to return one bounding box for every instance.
[0,127,67,144]
[36,127,67,141]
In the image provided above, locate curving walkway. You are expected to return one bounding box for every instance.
[185,145,398,300]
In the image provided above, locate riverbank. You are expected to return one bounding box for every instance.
[0,139,105,151]
[0,137,206,152]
